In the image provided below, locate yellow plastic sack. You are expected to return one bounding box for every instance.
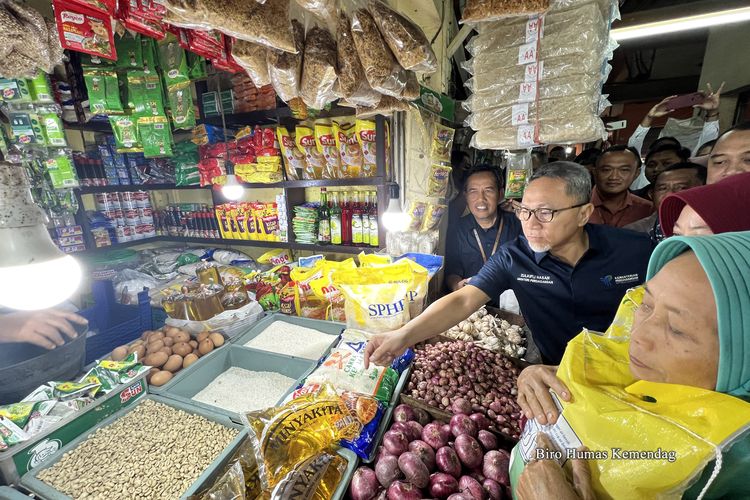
[510,287,750,499]
[358,252,392,267]
[338,282,409,333]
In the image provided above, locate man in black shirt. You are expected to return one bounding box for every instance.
[445,165,522,296]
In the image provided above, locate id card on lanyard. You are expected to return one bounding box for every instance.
[473,217,505,264]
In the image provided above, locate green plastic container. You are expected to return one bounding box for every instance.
[230,313,344,362]
[151,346,314,423]
[19,395,246,500]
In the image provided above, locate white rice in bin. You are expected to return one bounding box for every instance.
[244,320,336,360]
[192,368,296,414]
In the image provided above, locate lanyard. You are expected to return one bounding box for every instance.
[473,217,505,263]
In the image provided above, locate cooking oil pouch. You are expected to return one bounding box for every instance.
[115,33,142,69]
[427,163,452,198]
[304,329,400,402]
[0,417,29,451]
[168,83,196,130]
[355,119,377,177]
[108,115,142,152]
[315,123,340,179]
[334,121,363,178]
[421,203,447,232]
[266,451,348,499]
[431,123,455,163]
[277,126,304,181]
[84,70,122,114]
[296,125,325,180]
[407,200,428,231]
[242,383,360,490]
[196,459,245,500]
[509,286,750,499]
[49,381,102,401]
[158,36,189,89]
[139,116,173,158]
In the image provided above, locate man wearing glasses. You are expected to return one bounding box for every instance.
[365,162,652,366]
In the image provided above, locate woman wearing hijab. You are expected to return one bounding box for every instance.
[659,171,750,237]
[513,231,750,499]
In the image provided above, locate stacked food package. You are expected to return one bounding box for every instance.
[0,1,63,78]
[462,0,618,149]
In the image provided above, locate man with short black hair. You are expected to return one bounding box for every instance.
[445,165,522,296]
[633,144,691,200]
[707,121,750,184]
[364,162,653,366]
[625,162,707,244]
[589,145,654,227]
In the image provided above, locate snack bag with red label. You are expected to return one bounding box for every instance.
[296,125,325,180]
[314,123,340,179]
[54,0,117,60]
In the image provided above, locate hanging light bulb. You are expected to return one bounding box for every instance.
[382,183,410,232]
[221,171,244,201]
[0,162,82,310]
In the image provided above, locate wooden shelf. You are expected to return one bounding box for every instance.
[200,105,356,128]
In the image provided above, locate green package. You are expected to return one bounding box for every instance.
[187,51,207,80]
[0,402,39,429]
[116,33,143,69]
[139,115,173,158]
[28,72,53,103]
[108,115,142,152]
[0,417,28,451]
[158,37,189,89]
[9,112,43,144]
[0,78,31,102]
[41,113,67,147]
[143,73,165,116]
[46,151,79,189]
[168,83,196,130]
[126,72,146,113]
[141,37,159,74]
[84,70,123,114]
[80,53,115,68]
[49,380,102,401]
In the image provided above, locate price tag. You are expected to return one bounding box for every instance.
[517,125,536,147]
[511,103,529,126]
[525,16,544,43]
[518,81,537,103]
[524,61,544,82]
[518,42,538,65]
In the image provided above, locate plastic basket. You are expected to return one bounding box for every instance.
[79,280,152,364]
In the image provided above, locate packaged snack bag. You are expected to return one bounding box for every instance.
[138,115,173,158]
[427,163,452,198]
[431,123,455,163]
[168,82,196,130]
[108,115,141,152]
[53,0,117,60]
[84,70,122,114]
[421,203,447,232]
[407,200,427,231]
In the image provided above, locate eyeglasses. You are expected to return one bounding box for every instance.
[513,202,589,223]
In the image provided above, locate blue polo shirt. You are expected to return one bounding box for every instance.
[470,224,652,363]
[445,210,522,280]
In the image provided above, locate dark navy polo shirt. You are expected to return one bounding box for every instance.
[469,224,652,364]
[445,209,522,280]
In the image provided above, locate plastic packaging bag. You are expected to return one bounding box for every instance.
[277,126,304,180]
[294,0,336,30]
[336,12,380,107]
[354,95,410,118]
[333,121,363,178]
[350,8,407,98]
[267,19,305,102]
[355,119,377,177]
[232,39,272,87]
[314,123,340,179]
[268,451,348,499]
[300,24,338,110]
[504,151,533,199]
[471,116,607,150]
[138,116,173,158]
[461,0,549,24]
[296,125,326,180]
[368,0,436,73]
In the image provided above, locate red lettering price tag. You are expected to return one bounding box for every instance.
[524,61,544,82]
[512,103,529,125]
[517,125,537,147]
[517,42,538,65]
[525,15,544,42]
[518,81,537,103]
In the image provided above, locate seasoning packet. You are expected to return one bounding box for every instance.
[243,383,360,490]
[168,83,196,130]
[158,36,190,89]
[407,200,427,231]
[355,119,377,177]
[29,72,54,103]
[0,402,40,429]
[427,164,452,198]
[0,417,29,451]
[267,451,348,499]
[141,37,159,74]
[421,203,447,232]
[108,115,142,152]
[505,150,533,199]
[139,116,173,158]
[53,0,117,60]
[49,381,102,401]
[84,70,122,114]
[334,121,363,178]
[315,123,340,179]
[78,366,116,394]
[41,114,67,147]
[115,33,143,69]
[431,123,455,163]
[296,125,325,180]
[277,126,304,181]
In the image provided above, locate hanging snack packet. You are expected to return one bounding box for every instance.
[115,33,143,69]
[300,24,338,110]
[232,39,271,87]
[139,116,173,158]
[336,12,380,108]
[49,380,102,400]
[158,36,189,89]
[29,72,54,103]
[350,8,407,98]
[427,164,452,198]
[108,115,141,152]
[505,151,533,199]
[355,120,377,177]
[305,330,400,402]
[267,19,304,102]
[53,0,117,60]
[41,114,67,147]
[296,125,326,180]
[407,200,427,231]
[142,73,165,116]
[84,70,122,114]
[315,123,340,179]
[368,0,437,73]
[277,126,304,181]
[421,203,447,232]
[168,83,196,130]
[243,383,360,490]
[65,0,116,15]
[431,123,455,163]
[141,37,158,74]
[333,122,363,178]
[268,451,348,499]
[0,417,29,451]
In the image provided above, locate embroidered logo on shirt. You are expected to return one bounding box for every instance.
[517,273,554,285]
[601,274,640,289]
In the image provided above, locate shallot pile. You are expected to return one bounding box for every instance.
[349,403,511,500]
[443,307,526,359]
[407,341,522,440]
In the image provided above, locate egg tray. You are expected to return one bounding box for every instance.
[19,395,247,500]
[149,346,317,423]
